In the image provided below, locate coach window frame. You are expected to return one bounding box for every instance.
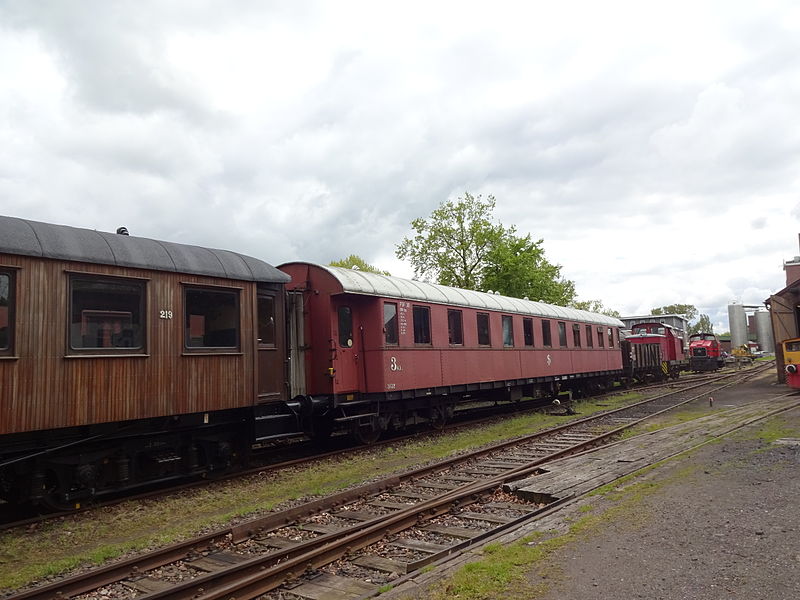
[523,317,534,347]
[608,327,614,348]
[257,294,277,348]
[183,285,242,353]
[585,324,593,348]
[448,309,464,345]
[384,301,399,345]
[413,305,431,345]
[67,273,147,355]
[597,326,604,348]
[541,319,552,347]
[502,315,514,347]
[572,323,581,347]
[477,312,491,346]
[0,268,16,357]
[558,321,567,348]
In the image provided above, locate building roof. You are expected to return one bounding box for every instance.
[286,262,624,327]
[0,215,289,283]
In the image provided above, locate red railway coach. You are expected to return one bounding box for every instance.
[0,216,290,507]
[279,262,624,442]
[626,322,687,378]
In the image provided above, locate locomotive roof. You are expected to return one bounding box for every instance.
[0,215,289,283]
[287,262,624,327]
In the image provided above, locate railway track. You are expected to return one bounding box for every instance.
[6,361,774,600]
[0,368,720,531]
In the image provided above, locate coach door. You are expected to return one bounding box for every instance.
[333,301,361,393]
[257,290,284,402]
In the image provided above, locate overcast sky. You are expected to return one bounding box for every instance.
[2,1,799,331]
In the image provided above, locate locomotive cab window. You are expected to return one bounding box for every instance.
[523,318,534,346]
[502,315,514,347]
[541,319,552,347]
[185,287,240,349]
[448,309,463,345]
[413,305,431,344]
[338,306,353,347]
[558,321,567,347]
[0,270,14,354]
[572,323,581,347]
[477,313,491,346]
[586,324,593,347]
[384,302,398,345]
[69,276,144,351]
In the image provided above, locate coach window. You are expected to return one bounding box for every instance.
[477,312,491,346]
[448,309,463,345]
[597,326,604,347]
[502,315,514,347]
[69,276,144,351]
[384,302,398,345]
[608,327,614,348]
[0,271,13,355]
[572,323,581,347]
[337,306,353,347]
[257,295,276,346]
[185,287,240,349]
[558,321,567,347]
[541,319,552,347]
[523,318,534,347]
[413,305,431,344]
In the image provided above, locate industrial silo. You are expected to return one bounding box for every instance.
[728,303,748,349]
[754,310,774,353]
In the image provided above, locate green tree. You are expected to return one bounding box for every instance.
[688,314,713,335]
[396,192,576,305]
[481,230,576,305]
[651,304,698,321]
[329,254,390,275]
[570,299,621,318]
[396,193,504,289]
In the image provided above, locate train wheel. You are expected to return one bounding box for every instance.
[352,416,381,445]
[36,470,84,512]
[428,405,453,430]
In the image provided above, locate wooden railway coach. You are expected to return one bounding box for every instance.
[279,262,624,442]
[0,216,290,507]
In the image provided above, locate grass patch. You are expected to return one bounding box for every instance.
[0,390,651,592]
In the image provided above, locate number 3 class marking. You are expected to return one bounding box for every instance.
[390,356,402,371]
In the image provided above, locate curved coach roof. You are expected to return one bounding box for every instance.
[0,215,289,283]
[282,262,624,327]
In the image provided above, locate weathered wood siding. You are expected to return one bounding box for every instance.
[0,253,257,435]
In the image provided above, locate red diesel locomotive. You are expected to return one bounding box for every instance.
[625,322,687,378]
[688,332,724,371]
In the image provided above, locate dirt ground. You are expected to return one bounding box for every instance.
[533,372,800,600]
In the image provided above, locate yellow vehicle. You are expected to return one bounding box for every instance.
[731,345,753,362]
[782,338,800,389]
